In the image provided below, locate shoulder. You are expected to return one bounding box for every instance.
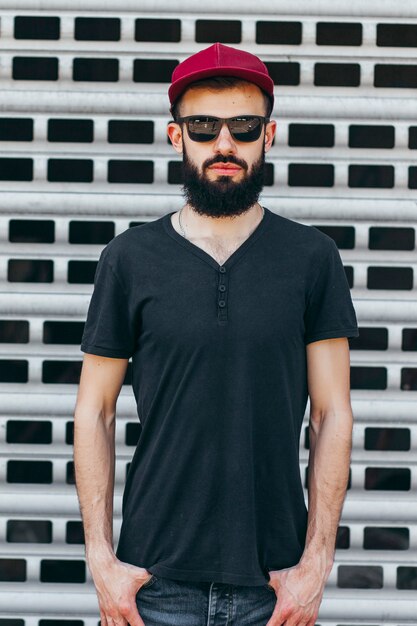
[266,208,336,257]
[99,216,164,266]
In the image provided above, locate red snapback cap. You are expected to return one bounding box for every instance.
[168,42,274,112]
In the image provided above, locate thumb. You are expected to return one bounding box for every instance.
[124,561,150,578]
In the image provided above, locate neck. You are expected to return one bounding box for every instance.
[180,203,264,239]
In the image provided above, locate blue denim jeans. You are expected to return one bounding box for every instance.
[136,574,277,625]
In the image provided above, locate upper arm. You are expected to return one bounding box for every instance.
[306,337,353,420]
[75,353,129,421]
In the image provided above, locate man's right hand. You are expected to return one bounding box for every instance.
[88,554,153,626]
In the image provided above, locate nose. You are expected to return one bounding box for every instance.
[212,121,237,155]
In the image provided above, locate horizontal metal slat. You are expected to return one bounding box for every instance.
[2,193,417,221]
[3,0,417,18]
[1,90,417,120]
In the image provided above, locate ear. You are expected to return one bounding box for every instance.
[264,120,277,153]
[167,121,183,154]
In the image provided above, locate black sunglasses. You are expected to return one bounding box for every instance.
[176,115,270,143]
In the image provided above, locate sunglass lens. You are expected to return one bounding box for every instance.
[229,117,262,142]
[187,117,220,142]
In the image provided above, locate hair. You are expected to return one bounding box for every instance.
[170,76,273,120]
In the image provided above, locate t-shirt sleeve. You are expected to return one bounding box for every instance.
[304,238,359,345]
[80,246,138,359]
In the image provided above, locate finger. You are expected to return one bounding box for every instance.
[272,607,290,623]
[125,605,145,626]
[266,606,288,626]
[264,616,281,626]
[283,614,306,626]
[129,612,145,626]
[103,614,114,626]
[297,615,317,626]
[273,609,297,626]
[110,616,126,626]
[99,608,111,626]
[107,616,127,626]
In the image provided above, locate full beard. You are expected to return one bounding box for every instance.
[181,145,266,219]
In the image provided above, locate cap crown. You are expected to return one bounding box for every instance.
[168,43,274,111]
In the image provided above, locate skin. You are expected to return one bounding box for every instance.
[74,83,355,626]
[265,336,354,626]
[167,83,276,252]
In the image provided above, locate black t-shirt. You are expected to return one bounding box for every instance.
[80,207,359,586]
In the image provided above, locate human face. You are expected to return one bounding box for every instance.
[167,84,276,217]
[168,83,275,177]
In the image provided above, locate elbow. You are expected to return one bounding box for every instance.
[102,410,116,429]
[308,410,325,442]
[309,406,354,436]
[101,401,117,428]
[74,400,116,431]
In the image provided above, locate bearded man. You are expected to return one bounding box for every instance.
[75,42,359,626]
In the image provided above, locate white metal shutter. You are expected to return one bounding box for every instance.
[0,2,416,624]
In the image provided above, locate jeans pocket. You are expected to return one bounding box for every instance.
[141,573,158,589]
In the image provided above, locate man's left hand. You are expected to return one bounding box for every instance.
[265,560,328,626]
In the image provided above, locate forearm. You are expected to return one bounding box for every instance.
[73,406,116,568]
[300,408,353,577]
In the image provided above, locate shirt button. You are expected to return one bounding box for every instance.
[218,300,226,307]
[218,285,226,292]
[219,266,226,273]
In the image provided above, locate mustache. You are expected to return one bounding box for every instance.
[203,155,248,171]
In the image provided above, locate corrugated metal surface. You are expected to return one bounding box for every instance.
[0,2,416,623]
